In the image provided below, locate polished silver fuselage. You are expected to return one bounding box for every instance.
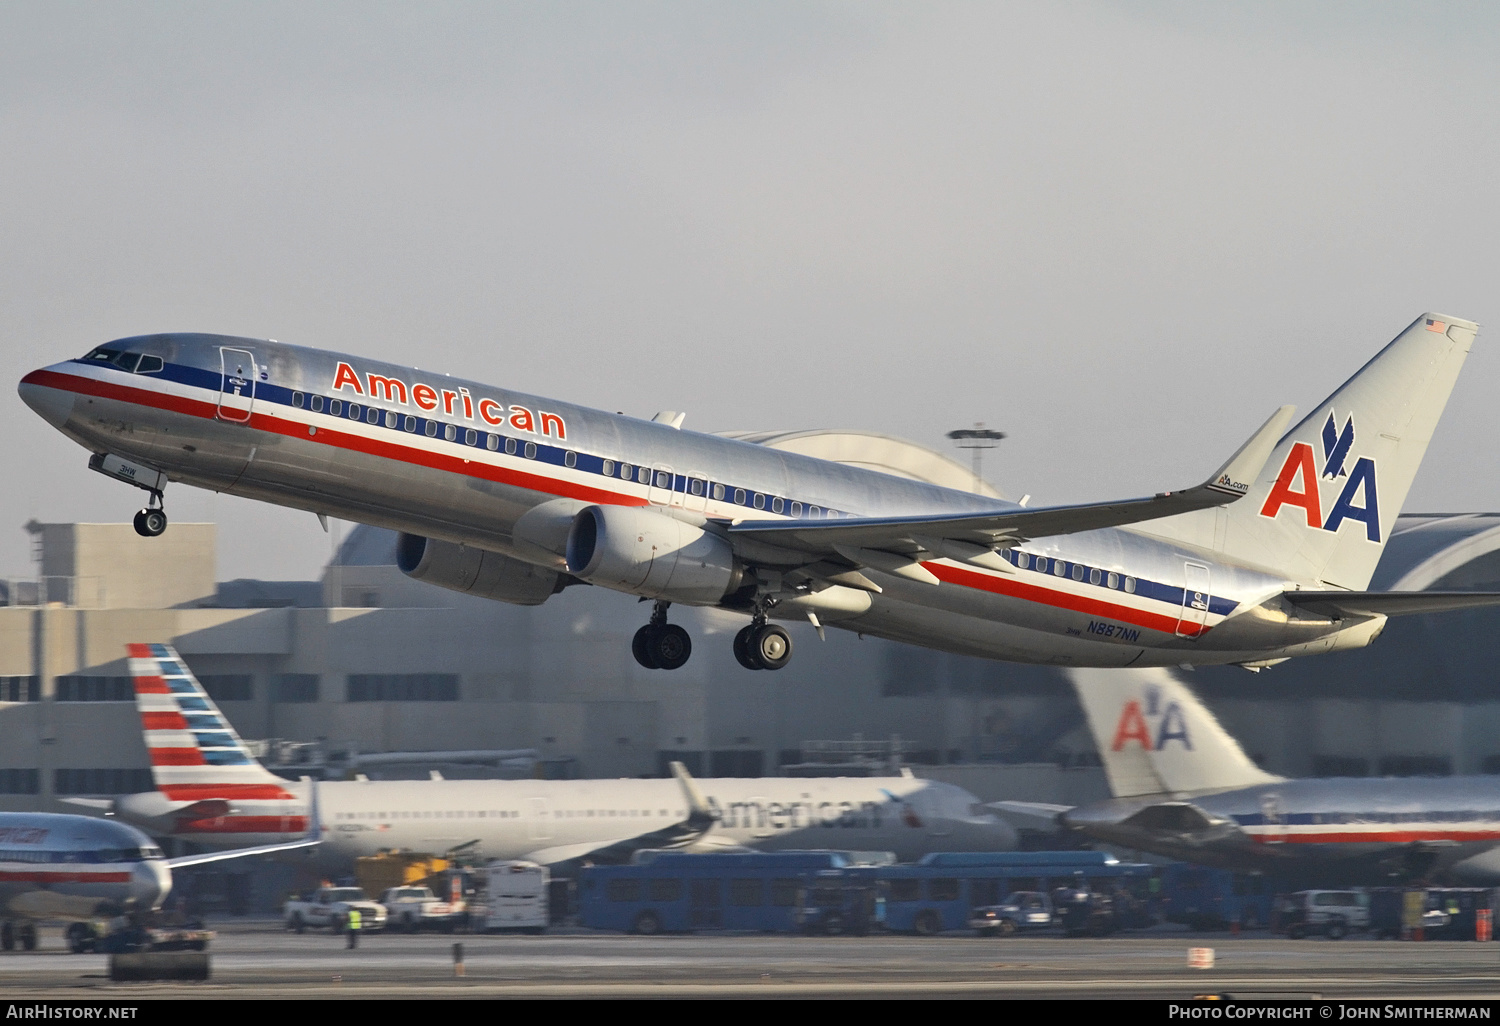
[0,814,170,922]
[21,333,1377,667]
[1064,777,1500,886]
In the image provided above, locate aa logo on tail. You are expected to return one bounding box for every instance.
[1259,410,1381,542]
[1110,684,1193,752]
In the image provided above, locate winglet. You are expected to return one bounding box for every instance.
[1201,405,1296,499]
[670,760,716,831]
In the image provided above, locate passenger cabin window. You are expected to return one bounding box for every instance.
[444,424,457,441]
[367,407,380,424]
[348,403,361,420]
[505,437,517,455]
[1054,561,1067,577]
[1071,564,1084,581]
[330,399,342,416]
[734,488,746,504]
[1089,568,1102,585]
[406,416,418,433]
[486,434,499,450]
[771,497,783,513]
[293,392,305,408]
[753,493,765,509]
[1107,572,1119,589]
[524,442,537,459]
[790,501,801,516]
[1034,557,1048,573]
[311,395,324,412]
[809,506,821,518]
[564,451,577,468]
[602,460,615,476]
[1017,552,1031,569]
[425,420,438,437]
[1124,577,1137,593]
[690,479,704,496]
[712,483,725,501]
[619,463,631,479]
[637,466,649,484]
[465,428,478,446]
[386,411,398,429]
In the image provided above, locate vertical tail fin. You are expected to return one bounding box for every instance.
[1138,313,1478,589]
[1070,667,1283,796]
[127,642,293,801]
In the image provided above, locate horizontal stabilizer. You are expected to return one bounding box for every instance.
[987,800,1072,828]
[1283,590,1500,619]
[727,406,1295,560]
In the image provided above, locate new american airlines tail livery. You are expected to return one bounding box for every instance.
[16,313,1500,672]
[90,645,1013,868]
[1056,669,1500,887]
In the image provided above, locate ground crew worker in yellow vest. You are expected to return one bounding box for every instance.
[346,907,362,949]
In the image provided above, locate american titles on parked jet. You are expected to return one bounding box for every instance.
[78,644,1013,866]
[18,314,1500,672]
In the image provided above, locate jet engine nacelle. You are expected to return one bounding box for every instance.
[396,533,563,606]
[565,505,744,604]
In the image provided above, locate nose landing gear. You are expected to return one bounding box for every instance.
[632,601,692,670]
[132,487,168,538]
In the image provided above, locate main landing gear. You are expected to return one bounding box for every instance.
[734,616,792,672]
[132,489,168,538]
[633,601,692,671]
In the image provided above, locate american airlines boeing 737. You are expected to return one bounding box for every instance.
[89,644,1012,867]
[17,314,1500,671]
[1044,669,1500,887]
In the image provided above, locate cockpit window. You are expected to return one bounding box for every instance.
[82,347,162,374]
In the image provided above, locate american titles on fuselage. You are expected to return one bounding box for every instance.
[330,361,568,440]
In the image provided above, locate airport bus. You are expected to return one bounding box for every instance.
[580,850,1157,936]
[878,852,1157,935]
[578,851,879,935]
[1157,864,1276,931]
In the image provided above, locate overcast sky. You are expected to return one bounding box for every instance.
[5,1,1500,582]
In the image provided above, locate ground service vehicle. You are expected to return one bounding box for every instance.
[283,887,387,934]
[380,886,464,933]
[1368,888,1499,940]
[969,892,1055,936]
[1273,890,1370,939]
[481,861,548,933]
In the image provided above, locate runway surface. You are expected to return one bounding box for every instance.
[1,921,1498,999]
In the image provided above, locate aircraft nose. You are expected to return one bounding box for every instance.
[131,859,172,912]
[18,370,74,430]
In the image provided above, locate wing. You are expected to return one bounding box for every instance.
[725,406,1295,581]
[1282,590,1500,619]
[168,837,319,869]
[524,761,716,869]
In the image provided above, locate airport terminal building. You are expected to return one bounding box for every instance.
[2,431,1500,820]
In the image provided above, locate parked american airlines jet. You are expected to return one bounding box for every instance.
[92,645,1012,867]
[1055,669,1500,886]
[0,811,313,952]
[17,314,1500,671]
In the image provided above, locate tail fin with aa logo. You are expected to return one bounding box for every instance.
[1135,313,1478,590]
[1071,667,1283,797]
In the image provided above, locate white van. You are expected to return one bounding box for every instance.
[1276,890,1370,939]
[482,861,549,933]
